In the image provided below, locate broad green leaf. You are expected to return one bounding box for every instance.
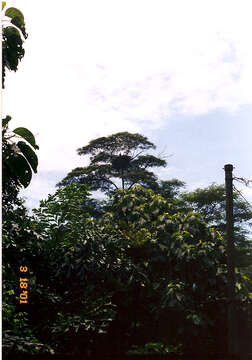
[13,127,39,149]
[17,141,38,173]
[5,7,24,22]
[7,153,32,187]
[11,16,27,38]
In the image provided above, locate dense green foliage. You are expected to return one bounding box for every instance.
[2,202,52,356]
[58,132,166,192]
[3,182,252,357]
[179,184,252,267]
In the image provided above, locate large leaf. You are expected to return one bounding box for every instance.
[6,153,32,188]
[11,17,27,38]
[5,7,24,23]
[13,127,39,149]
[17,141,38,173]
[5,7,27,38]
[2,26,24,71]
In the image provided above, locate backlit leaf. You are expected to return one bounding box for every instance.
[17,141,38,173]
[5,7,24,22]
[13,127,39,149]
[7,153,32,187]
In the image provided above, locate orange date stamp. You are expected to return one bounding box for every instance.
[19,266,28,304]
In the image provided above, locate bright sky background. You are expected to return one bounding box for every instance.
[3,0,252,209]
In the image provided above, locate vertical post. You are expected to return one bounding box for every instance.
[224,164,238,356]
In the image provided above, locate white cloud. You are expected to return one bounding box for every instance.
[238,186,252,207]
[6,0,252,125]
[4,0,252,206]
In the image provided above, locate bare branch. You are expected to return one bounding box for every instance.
[233,176,252,187]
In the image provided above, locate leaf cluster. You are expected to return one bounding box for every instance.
[2,116,39,195]
[179,183,252,267]
[2,5,27,88]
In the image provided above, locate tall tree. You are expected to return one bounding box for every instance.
[58,132,167,193]
[155,179,186,209]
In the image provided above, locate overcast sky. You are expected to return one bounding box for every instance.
[3,0,252,209]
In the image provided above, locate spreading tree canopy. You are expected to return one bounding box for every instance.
[58,132,167,193]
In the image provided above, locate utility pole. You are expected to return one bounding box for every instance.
[224,164,238,357]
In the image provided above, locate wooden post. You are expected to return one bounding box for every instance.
[224,164,238,356]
